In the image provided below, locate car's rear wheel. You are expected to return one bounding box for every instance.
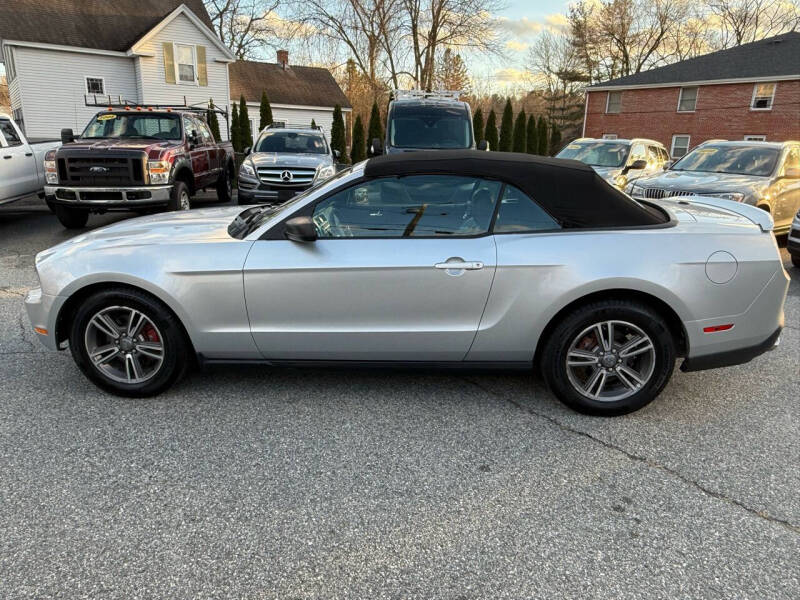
[68,288,190,397]
[53,205,89,229]
[216,165,233,203]
[541,300,676,416]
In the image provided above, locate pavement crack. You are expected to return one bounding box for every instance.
[462,376,800,535]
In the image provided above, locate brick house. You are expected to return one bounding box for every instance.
[583,32,800,159]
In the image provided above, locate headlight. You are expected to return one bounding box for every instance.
[314,164,336,182]
[239,160,256,178]
[147,160,171,184]
[44,159,58,184]
[704,192,745,202]
[628,183,644,197]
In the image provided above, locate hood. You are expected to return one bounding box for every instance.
[59,138,182,153]
[248,152,332,168]
[40,207,244,259]
[635,170,768,194]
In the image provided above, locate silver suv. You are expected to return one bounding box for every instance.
[238,124,339,205]
[628,140,800,235]
[556,138,670,189]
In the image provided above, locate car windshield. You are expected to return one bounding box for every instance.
[670,144,779,177]
[81,113,181,140]
[228,167,354,239]
[255,131,327,154]
[556,141,630,168]
[389,104,471,149]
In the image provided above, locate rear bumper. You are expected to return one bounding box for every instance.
[681,327,782,372]
[45,185,172,208]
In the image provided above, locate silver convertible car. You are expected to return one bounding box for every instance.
[26,151,790,415]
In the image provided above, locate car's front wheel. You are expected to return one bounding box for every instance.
[53,205,89,229]
[68,288,190,397]
[792,254,800,269]
[168,180,191,211]
[541,300,676,416]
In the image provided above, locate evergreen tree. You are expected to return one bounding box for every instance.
[549,123,562,156]
[536,115,548,155]
[311,119,317,128]
[330,104,347,162]
[258,91,273,131]
[472,107,484,144]
[350,115,366,163]
[498,99,514,152]
[512,109,527,153]
[484,109,498,151]
[206,98,221,142]
[526,114,538,155]
[366,101,383,157]
[239,95,253,150]
[231,103,241,152]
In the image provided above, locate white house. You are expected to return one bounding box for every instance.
[229,52,353,141]
[0,1,235,139]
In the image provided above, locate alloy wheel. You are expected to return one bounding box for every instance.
[565,320,656,402]
[84,306,165,384]
[180,190,191,210]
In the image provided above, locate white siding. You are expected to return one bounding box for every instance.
[135,13,231,139]
[12,46,138,138]
[248,104,337,140]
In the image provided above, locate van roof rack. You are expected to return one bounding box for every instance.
[392,89,462,102]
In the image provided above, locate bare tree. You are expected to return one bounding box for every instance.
[704,0,800,47]
[205,0,281,59]
[0,76,9,115]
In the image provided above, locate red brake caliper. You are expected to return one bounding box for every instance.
[142,324,160,343]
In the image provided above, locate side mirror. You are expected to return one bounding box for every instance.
[333,149,341,159]
[782,166,800,179]
[476,140,489,151]
[284,216,317,242]
[61,128,75,144]
[243,146,251,156]
[623,158,647,173]
[370,138,383,155]
[189,130,199,147]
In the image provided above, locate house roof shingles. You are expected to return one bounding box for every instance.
[0,0,214,52]
[229,60,352,109]
[590,32,800,89]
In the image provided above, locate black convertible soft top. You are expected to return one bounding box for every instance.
[363,150,666,228]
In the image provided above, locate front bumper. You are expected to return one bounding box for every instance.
[237,178,309,204]
[45,185,172,208]
[24,287,66,351]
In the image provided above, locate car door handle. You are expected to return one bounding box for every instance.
[25,152,33,157]
[2,155,11,160]
[434,260,484,270]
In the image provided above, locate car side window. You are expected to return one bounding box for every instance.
[311,175,502,238]
[630,143,646,162]
[0,118,22,146]
[493,185,560,234]
[183,116,196,141]
[196,118,214,144]
[782,148,800,174]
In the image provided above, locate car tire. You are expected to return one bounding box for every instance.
[168,180,191,211]
[216,164,233,203]
[53,205,89,229]
[68,287,191,397]
[540,299,676,416]
[792,254,800,269]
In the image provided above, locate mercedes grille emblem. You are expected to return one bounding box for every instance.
[280,170,293,182]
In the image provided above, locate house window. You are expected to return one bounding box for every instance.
[602,133,617,139]
[751,83,776,110]
[606,91,622,113]
[744,135,766,141]
[678,87,698,112]
[175,44,196,84]
[671,135,690,158]
[85,77,105,95]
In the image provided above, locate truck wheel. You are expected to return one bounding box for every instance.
[792,255,800,269]
[215,166,232,203]
[53,205,89,229]
[168,181,191,211]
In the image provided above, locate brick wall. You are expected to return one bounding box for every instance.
[584,79,800,156]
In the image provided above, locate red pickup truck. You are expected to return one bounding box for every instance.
[44,108,235,228]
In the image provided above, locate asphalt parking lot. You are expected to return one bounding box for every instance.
[1,196,798,599]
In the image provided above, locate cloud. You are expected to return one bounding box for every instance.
[505,40,529,52]
[544,14,570,32]
[495,16,544,38]
[494,67,531,83]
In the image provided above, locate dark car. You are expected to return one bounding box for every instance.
[44,109,235,228]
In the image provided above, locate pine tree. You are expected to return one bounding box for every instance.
[350,115,366,163]
[435,48,471,94]
[366,102,383,157]
[484,110,498,152]
[526,114,538,155]
[239,95,253,150]
[537,115,548,155]
[259,91,273,131]
[206,98,221,142]
[231,103,241,152]
[512,109,527,153]
[499,99,513,152]
[472,107,484,144]
[549,123,562,156]
[311,119,317,128]
[331,104,347,163]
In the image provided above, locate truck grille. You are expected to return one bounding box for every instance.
[59,156,145,186]
[257,167,316,186]
[641,187,696,200]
